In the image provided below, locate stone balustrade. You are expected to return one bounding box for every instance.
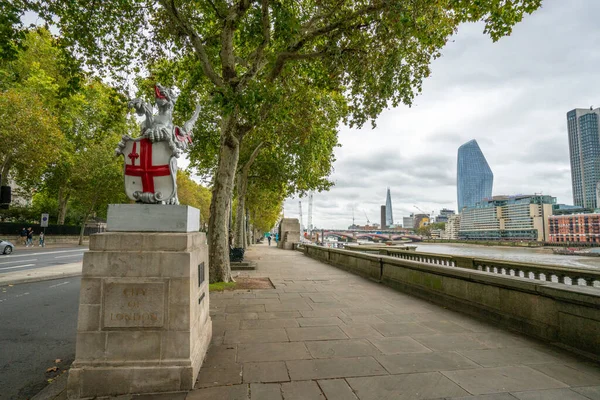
[374,248,600,288]
[301,244,600,358]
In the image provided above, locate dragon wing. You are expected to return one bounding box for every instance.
[182,104,202,134]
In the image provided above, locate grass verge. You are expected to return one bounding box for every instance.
[209,282,237,292]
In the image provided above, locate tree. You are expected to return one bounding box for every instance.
[69,138,128,245]
[0,88,63,188]
[177,169,212,227]
[31,0,542,282]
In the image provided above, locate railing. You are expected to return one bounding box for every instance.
[351,248,600,288]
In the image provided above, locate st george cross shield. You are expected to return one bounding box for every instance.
[121,137,177,203]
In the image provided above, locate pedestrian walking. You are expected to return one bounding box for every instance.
[39,231,45,247]
[267,233,272,246]
[20,227,27,246]
[26,227,33,247]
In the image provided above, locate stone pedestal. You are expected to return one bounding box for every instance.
[68,206,211,399]
[278,218,301,250]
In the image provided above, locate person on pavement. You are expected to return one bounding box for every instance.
[267,233,272,246]
[26,227,33,247]
[20,227,27,246]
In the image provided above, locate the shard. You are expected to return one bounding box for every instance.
[457,140,493,211]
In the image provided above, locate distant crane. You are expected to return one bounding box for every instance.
[298,200,304,237]
[307,192,314,236]
[364,210,370,225]
[414,205,428,215]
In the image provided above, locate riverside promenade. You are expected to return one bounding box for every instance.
[188,243,600,400]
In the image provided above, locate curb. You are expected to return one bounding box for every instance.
[31,371,68,400]
[0,263,83,286]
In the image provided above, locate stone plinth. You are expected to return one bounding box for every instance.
[278,218,301,250]
[67,230,211,398]
[107,204,200,232]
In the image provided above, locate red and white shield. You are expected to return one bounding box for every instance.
[122,137,176,203]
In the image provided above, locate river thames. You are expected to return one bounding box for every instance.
[415,243,600,270]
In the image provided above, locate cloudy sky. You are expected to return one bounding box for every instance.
[283,0,600,230]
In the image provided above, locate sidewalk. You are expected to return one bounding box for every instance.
[191,243,600,400]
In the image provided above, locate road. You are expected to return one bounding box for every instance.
[0,278,80,400]
[0,247,87,275]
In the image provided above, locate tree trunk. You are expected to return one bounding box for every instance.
[233,141,263,250]
[234,171,248,249]
[79,211,90,246]
[246,209,251,247]
[208,121,240,283]
[0,156,11,188]
[57,188,71,225]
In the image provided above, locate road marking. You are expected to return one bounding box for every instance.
[15,292,30,298]
[0,259,37,265]
[54,254,83,259]
[2,249,85,258]
[49,281,70,288]
[0,264,36,271]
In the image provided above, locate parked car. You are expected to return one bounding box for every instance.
[0,239,14,255]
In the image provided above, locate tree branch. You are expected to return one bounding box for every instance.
[206,0,226,19]
[159,0,225,88]
[268,2,386,81]
[238,0,270,89]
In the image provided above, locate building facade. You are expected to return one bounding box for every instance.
[548,214,600,243]
[402,215,414,230]
[459,194,555,241]
[457,140,493,211]
[441,214,461,239]
[435,208,455,223]
[380,205,387,229]
[567,108,600,209]
[413,214,430,229]
[385,188,393,227]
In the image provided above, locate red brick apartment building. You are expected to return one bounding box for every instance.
[548,214,600,243]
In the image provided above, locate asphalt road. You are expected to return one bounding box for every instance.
[0,277,80,400]
[0,247,87,275]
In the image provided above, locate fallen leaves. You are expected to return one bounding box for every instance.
[46,366,58,373]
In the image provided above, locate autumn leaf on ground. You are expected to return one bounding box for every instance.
[54,359,61,363]
[46,366,58,373]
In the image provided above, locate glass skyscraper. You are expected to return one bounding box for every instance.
[385,188,393,227]
[567,108,600,209]
[457,140,493,211]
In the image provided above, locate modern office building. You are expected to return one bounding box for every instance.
[385,188,393,227]
[567,107,600,209]
[548,213,600,243]
[380,205,387,229]
[403,215,414,230]
[457,140,493,211]
[459,194,555,241]
[435,208,455,223]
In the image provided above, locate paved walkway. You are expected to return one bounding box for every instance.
[188,243,600,400]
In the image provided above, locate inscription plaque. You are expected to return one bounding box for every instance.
[103,281,165,328]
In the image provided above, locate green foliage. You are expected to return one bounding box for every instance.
[177,170,212,226]
[430,222,446,231]
[0,28,133,227]
[209,282,237,292]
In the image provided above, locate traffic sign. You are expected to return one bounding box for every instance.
[41,213,49,228]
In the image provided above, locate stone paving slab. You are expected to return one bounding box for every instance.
[187,244,600,399]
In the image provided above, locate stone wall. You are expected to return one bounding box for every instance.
[303,245,600,358]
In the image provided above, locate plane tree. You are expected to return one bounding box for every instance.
[29,0,542,282]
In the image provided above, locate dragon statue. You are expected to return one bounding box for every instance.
[115,84,201,204]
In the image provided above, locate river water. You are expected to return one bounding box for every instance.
[415,243,600,270]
